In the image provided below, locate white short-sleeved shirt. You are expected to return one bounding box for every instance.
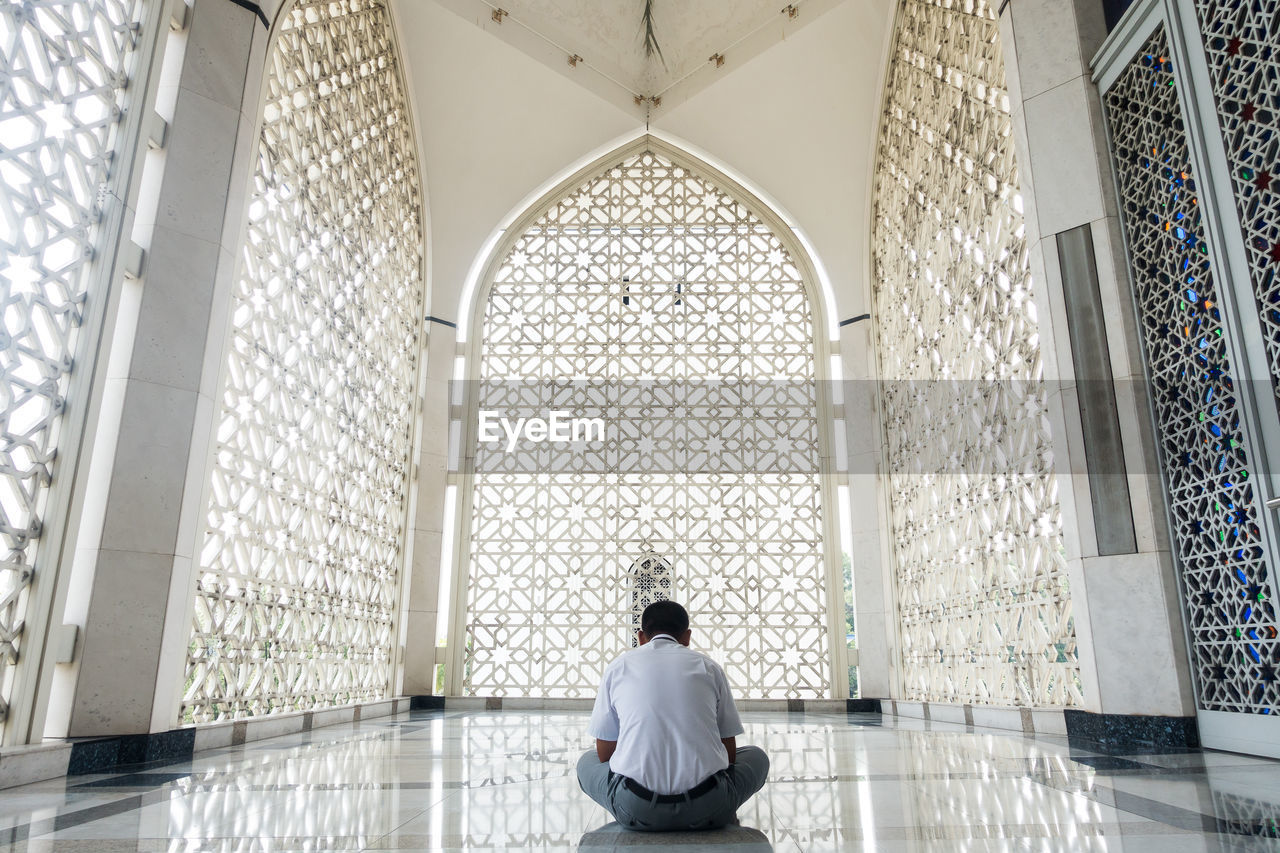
[587,635,744,795]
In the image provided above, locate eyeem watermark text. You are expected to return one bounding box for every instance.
[478,410,605,452]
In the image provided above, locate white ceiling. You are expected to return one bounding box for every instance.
[497,0,783,94]
[390,0,897,326]
[427,0,840,115]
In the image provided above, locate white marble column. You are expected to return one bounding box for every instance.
[841,319,897,700]
[61,0,273,737]
[400,324,455,695]
[999,0,1195,716]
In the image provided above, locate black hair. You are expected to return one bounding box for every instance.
[641,600,689,638]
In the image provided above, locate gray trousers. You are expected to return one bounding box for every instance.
[576,747,770,831]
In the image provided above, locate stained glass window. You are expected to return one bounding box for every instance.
[1194,1,1280,413]
[1104,30,1278,714]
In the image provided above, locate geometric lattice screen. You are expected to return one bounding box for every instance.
[1194,1,1280,420]
[0,0,147,721]
[463,147,832,699]
[628,552,672,645]
[181,0,425,723]
[872,0,1080,706]
[1104,29,1278,714]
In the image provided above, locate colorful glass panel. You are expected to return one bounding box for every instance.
[1194,1,1280,413]
[1103,29,1278,713]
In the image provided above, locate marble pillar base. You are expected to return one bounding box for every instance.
[1064,708,1200,753]
[59,697,412,778]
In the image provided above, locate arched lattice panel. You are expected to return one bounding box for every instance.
[464,148,831,699]
[1104,31,1277,714]
[871,0,1080,706]
[0,0,148,719]
[181,0,425,723]
[628,552,672,645]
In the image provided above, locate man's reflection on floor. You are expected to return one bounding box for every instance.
[578,822,774,851]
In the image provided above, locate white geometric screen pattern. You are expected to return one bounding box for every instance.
[464,149,831,699]
[181,0,425,723]
[0,0,146,719]
[872,0,1080,706]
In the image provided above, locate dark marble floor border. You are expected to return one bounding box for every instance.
[67,729,195,776]
[1064,709,1200,754]
[868,699,1201,754]
[61,702,408,778]
[410,696,883,715]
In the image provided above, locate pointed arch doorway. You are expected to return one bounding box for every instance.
[447,137,846,699]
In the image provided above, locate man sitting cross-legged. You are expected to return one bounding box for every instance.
[576,600,770,831]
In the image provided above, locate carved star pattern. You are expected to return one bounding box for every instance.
[1105,25,1280,717]
[469,150,830,700]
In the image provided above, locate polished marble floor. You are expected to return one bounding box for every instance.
[1,709,1279,852]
